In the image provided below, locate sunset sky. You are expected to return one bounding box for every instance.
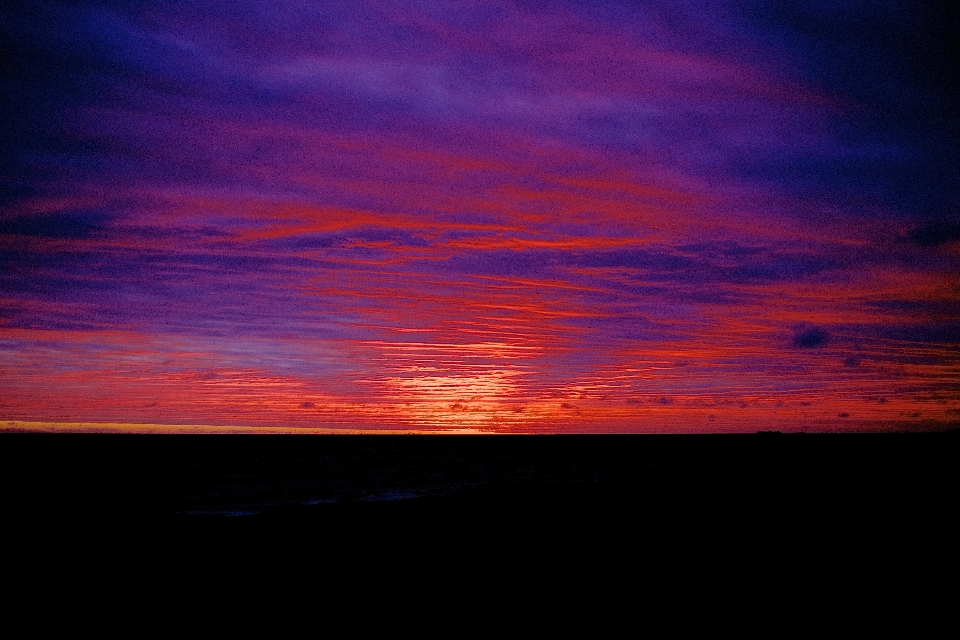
[2,0,958,432]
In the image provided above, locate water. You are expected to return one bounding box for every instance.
[1,432,955,521]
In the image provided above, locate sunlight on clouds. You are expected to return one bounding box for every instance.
[358,340,541,428]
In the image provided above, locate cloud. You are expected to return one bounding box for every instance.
[1,1,958,431]
[909,222,960,247]
[0,213,102,239]
[792,325,829,349]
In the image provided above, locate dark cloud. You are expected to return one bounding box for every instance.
[866,322,959,349]
[0,213,101,239]
[792,325,829,349]
[867,298,960,318]
[299,402,315,409]
[576,249,695,274]
[729,253,838,283]
[575,245,844,288]
[443,249,557,278]
[909,221,960,247]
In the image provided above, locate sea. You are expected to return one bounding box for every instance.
[2,431,955,523]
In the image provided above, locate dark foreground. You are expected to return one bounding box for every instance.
[3,432,957,607]
[2,432,955,528]
[1,432,952,626]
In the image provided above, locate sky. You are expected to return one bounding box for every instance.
[2,0,958,432]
